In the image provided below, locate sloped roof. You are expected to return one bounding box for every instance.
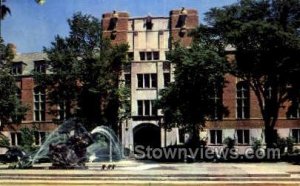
[11,52,48,75]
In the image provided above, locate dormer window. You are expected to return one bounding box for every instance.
[34,60,46,73]
[145,16,153,30]
[11,62,25,75]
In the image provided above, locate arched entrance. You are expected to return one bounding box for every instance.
[133,123,161,152]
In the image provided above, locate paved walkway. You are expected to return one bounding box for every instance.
[1,160,300,185]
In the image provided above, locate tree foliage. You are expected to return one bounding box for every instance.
[37,13,129,131]
[0,133,10,148]
[0,0,11,20]
[159,35,228,144]
[0,37,27,123]
[1,0,45,20]
[205,0,300,147]
[19,127,37,154]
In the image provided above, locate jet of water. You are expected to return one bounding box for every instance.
[22,118,123,167]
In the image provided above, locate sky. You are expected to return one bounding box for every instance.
[1,0,238,53]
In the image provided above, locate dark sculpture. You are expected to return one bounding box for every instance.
[48,120,93,169]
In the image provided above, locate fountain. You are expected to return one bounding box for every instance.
[87,126,123,162]
[47,121,93,169]
[14,118,123,169]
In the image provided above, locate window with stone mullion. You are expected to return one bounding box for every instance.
[34,87,46,121]
[236,81,250,119]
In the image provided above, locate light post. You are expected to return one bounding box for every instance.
[158,117,166,147]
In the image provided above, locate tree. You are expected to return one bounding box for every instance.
[205,0,300,148]
[0,0,11,20]
[38,13,128,131]
[158,35,228,146]
[0,37,27,124]
[0,0,46,20]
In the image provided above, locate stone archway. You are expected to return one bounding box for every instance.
[133,123,161,152]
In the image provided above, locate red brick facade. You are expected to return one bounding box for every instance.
[6,76,58,131]
[208,73,300,130]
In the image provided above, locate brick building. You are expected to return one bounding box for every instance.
[1,8,300,154]
[0,52,58,154]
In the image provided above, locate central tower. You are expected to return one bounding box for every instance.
[101,8,199,152]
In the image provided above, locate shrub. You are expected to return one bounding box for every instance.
[286,137,294,154]
[250,137,264,160]
[0,134,10,148]
[223,137,235,149]
[276,137,287,154]
[273,137,295,155]
[19,127,38,154]
[222,137,236,161]
[251,137,262,152]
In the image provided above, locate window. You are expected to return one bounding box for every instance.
[10,132,21,146]
[127,52,134,61]
[137,73,157,88]
[178,128,185,144]
[163,61,171,71]
[145,16,153,30]
[146,52,152,60]
[124,74,131,87]
[34,60,46,73]
[11,63,23,75]
[140,52,145,61]
[265,86,272,100]
[57,101,66,121]
[139,51,159,61]
[153,52,159,60]
[210,130,222,144]
[237,129,250,145]
[163,73,170,87]
[144,74,150,88]
[137,100,157,116]
[151,74,157,88]
[287,98,300,119]
[34,131,46,145]
[138,100,143,116]
[236,81,250,119]
[34,87,46,121]
[137,74,143,88]
[210,85,223,120]
[292,129,300,143]
[13,88,22,123]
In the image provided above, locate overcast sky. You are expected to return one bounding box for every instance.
[1,0,237,53]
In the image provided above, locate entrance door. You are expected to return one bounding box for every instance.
[133,123,161,153]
